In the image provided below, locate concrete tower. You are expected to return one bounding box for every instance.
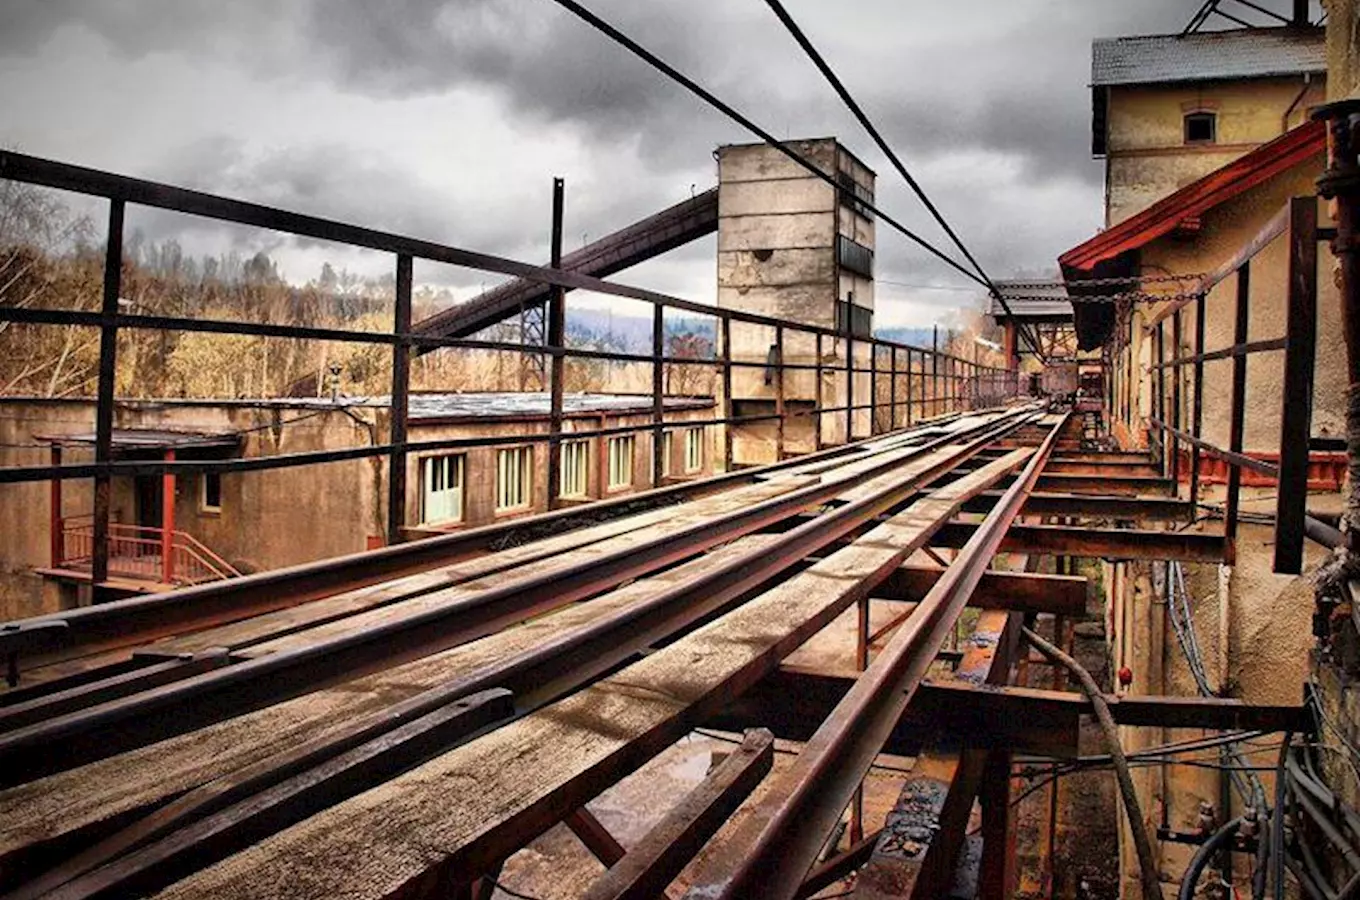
[716,138,877,461]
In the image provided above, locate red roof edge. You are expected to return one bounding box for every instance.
[1058,119,1325,273]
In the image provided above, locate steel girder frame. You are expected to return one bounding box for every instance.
[696,413,1069,900]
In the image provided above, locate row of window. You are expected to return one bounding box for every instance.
[420,428,706,525]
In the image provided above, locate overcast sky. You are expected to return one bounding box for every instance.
[2,0,1222,326]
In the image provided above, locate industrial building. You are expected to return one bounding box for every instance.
[3,1,1360,899]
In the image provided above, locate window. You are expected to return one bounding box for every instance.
[200,472,222,514]
[1184,111,1216,144]
[608,435,635,490]
[421,454,464,524]
[836,234,874,278]
[684,427,704,473]
[837,170,875,221]
[496,446,533,511]
[560,440,589,498]
[661,431,674,477]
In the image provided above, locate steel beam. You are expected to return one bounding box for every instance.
[701,414,1065,899]
[929,522,1225,561]
[875,566,1086,616]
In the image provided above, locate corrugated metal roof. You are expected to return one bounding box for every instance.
[1092,28,1324,87]
[988,283,1072,320]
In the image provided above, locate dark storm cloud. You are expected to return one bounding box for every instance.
[0,0,1250,317]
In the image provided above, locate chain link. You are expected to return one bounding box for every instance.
[999,290,1203,305]
[1000,272,1206,290]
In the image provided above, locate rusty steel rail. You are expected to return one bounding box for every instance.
[0,421,953,677]
[0,411,1039,898]
[0,409,1039,786]
[701,412,1067,900]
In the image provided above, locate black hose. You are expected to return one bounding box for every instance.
[1273,732,1293,899]
[1178,818,1242,900]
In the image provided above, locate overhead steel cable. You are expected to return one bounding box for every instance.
[758,0,1046,359]
[543,0,991,294]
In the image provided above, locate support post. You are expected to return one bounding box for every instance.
[978,750,1016,899]
[1224,263,1250,561]
[652,303,665,484]
[890,346,899,430]
[387,253,413,545]
[845,334,854,443]
[813,331,823,452]
[774,324,786,461]
[1172,309,1183,486]
[869,341,878,435]
[722,316,735,467]
[1275,196,1319,573]
[932,326,940,419]
[906,349,914,426]
[92,199,125,600]
[162,448,175,585]
[1155,322,1166,477]
[1189,292,1207,515]
[546,178,566,507]
[50,445,62,568]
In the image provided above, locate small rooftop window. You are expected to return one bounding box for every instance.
[1184,111,1216,145]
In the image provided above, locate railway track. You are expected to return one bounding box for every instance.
[0,404,1072,900]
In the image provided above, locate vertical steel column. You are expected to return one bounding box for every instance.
[652,303,665,484]
[845,334,854,443]
[813,332,823,452]
[1224,263,1251,562]
[49,445,63,568]
[546,178,566,508]
[978,749,1017,899]
[1155,322,1166,476]
[722,317,735,467]
[774,324,786,461]
[932,326,940,419]
[869,342,879,435]
[161,448,175,584]
[890,346,899,430]
[387,253,413,545]
[1275,196,1319,573]
[1189,292,1207,516]
[906,349,914,426]
[91,199,125,600]
[1172,309,1183,486]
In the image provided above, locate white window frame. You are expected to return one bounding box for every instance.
[684,426,704,473]
[199,472,223,515]
[421,454,465,524]
[559,439,590,499]
[496,446,534,512]
[607,435,635,491]
[661,429,674,477]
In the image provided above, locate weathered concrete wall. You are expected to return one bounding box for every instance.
[1106,76,1326,224]
[716,138,878,458]
[0,398,717,620]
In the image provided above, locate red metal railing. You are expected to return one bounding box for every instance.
[57,515,239,586]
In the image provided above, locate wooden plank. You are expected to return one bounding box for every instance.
[0,536,783,875]
[1275,195,1319,574]
[149,449,1035,900]
[580,729,774,900]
